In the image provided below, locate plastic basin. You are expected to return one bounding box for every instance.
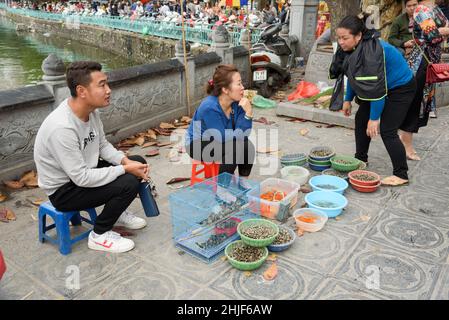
[307,161,331,172]
[280,166,310,186]
[214,217,241,237]
[308,157,332,166]
[304,191,348,218]
[280,153,307,167]
[237,219,279,247]
[330,155,361,172]
[293,208,328,232]
[309,175,348,194]
[309,146,335,161]
[350,180,381,193]
[348,170,381,186]
[267,226,296,252]
[225,240,269,271]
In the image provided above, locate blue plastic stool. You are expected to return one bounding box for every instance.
[38,201,97,255]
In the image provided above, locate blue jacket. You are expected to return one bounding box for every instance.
[345,40,413,120]
[185,95,252,145]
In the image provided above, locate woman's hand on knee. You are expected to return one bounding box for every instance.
[366,120,380,138]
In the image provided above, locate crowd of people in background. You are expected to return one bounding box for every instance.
[7,0,292,26]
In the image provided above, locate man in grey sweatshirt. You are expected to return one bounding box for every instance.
[34,61,149,253]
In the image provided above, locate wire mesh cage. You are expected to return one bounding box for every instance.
[169,173,260,263]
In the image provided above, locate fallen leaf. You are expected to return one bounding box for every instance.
[176,125,190,129]
[157,142,173,148]
[244,271,252,277]
[263,263,278,281]
[360,214,371,222]
[145,149,160,157]
[221,255,227,262]
[335,216,342,221]
[29,198,45,206]
[141,141,158,148]
[181,116,192,123]
[267,254,278,262]
[326,124,336,128]
[30,213,37,221]
[296,228,305,237]
[112,226,135,237]
[153,128,172,136]
[299,128,309,136]
[0,193,7,203]
[0,208,8,223]
[122,136,145,146]
[300,186,312,194]
[254,117,275,125]
[19,170,38,188]
[287,118,307,123]
[160,122,176,129]
[147,129,157,140]
[4,180,25,189]
[2,207,16,221]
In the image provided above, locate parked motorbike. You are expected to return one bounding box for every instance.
[250,23,293,98]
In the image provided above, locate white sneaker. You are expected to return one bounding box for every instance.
[114,210,147,230]
[88,231,135,253]
[429,111,437,118]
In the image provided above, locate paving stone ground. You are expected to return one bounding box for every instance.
[1,101,448,300]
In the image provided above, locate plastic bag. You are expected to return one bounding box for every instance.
[252,95,278,109]
[288,81,320,101]
[329,74,344,111]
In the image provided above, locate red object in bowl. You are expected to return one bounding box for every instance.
[350,180,381,193]
[214,217,242,237]
[348,170,380,187]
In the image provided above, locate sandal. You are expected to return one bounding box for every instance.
[406,152,421,161]
[381,176,409,186]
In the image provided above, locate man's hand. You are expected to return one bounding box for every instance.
[239,97,253,118]
[366,120,380,138]
[122,157,150,179]
[438,27,449,37]
[123,162,149,181]
[342,101,352,117]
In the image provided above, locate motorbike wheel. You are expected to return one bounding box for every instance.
[258,82,275,98]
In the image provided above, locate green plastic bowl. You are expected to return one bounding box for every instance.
[237,219,279,247]
[307,157,332,166]
[330,155,361,172]
[225,240,269,271]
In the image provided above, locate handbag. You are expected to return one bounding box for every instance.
[414,36,449,83]
[138,179,160,217]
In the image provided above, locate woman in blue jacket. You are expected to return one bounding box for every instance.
[185,64,255,179]
[335,15,417,186]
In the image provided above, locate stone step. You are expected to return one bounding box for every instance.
[276,101,357,129]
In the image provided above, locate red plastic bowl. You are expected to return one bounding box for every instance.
[350,180,381,193]
[348,170,380,187]
[214,217,242,237]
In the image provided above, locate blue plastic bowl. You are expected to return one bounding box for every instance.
[304,191,348,218]
[267,226,296,252]
[307,161,331,172]
[309,175,348,194]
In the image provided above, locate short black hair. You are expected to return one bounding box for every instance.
[66,61,102,97]
[337,14,368,36]
[404,0,417,5]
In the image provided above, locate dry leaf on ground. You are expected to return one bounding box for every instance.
[0,193,7,203]
[4,180,25,189]
[147,129,157,140]
[0,207,16,222]
[145,149,160,157]
[181,116,192,123]
[153,128,172,136]
[166,177,190,185]
[157,142,173,148]
[244,271,252,277]
[263,263,278,281]
[29,198,45,206]
[20,170,38,188]
[122,136,145,146]
[160,122,176,129]
[141,141,158,148]
[299,128,310,136]
[176,125,190,129]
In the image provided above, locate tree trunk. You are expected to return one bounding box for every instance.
[324,0,361,40]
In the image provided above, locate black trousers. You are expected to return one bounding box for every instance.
[400,58,430,133]
[49,155,146,235]
[187,138,255,177]
[355,78,416,180]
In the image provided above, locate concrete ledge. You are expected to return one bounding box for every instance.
[193,52,222,67]
[0,85,54,111]
[276,101,356,129]
[107,59,184,86]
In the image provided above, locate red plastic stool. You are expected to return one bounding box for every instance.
[190,160,220,186]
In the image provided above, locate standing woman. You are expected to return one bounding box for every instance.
[185,64,255,180]
[333,15,417,186]
[401,0,449,160]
